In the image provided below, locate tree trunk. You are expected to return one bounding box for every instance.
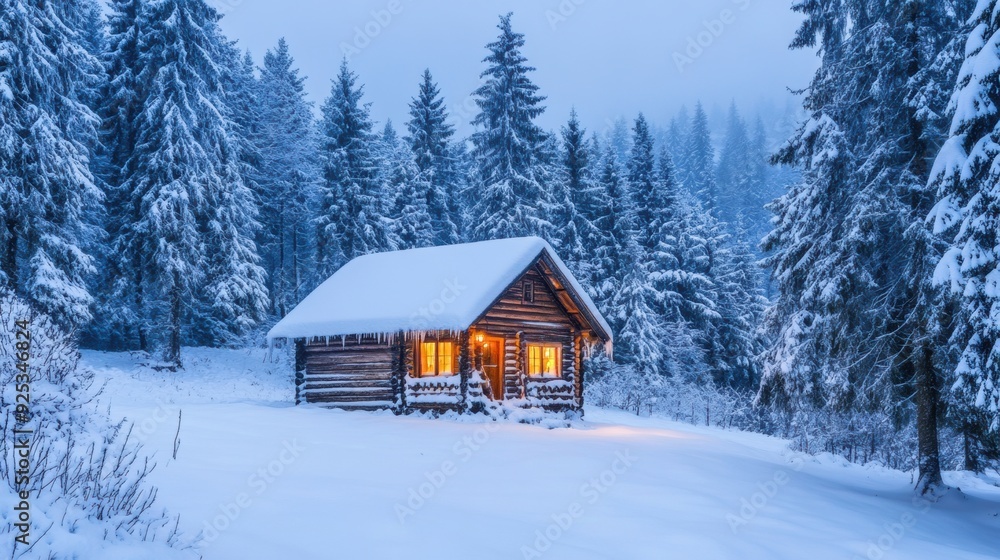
[291,223,300,314]
[963,425,980,473]
[135,266,147,352]
[458,331,471,413]
[277,200,286,317]
[914,340,944,496]
[167,272,182,369]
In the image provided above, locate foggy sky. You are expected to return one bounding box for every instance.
[212,0,818,136]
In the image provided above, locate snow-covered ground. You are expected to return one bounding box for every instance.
[83,348,1000,560]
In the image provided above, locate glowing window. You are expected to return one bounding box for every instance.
[527,344,561,377]
[420,341,455,376]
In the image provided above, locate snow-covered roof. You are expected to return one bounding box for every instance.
[267,237,612,343]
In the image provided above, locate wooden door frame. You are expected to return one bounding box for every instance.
[481,335,505,401]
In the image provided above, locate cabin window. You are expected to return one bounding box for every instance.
[522,280,535,304]
[419,341,455,376]
[527,344,561,377]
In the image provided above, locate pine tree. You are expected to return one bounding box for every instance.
[627,114,659,253]
[652,149,718,376]
[195,42,269,346]
[716,103,754,228]
[255,38,320,317]
[761,0,973,494]
[928,0,1000,473]
[95,0,146,348]
[122,0,266,365]
[591,147,631,306]
[468,13,552,242]
[384,121,434,249]
[607,243,666,376]
[703,220,766,389]
[406,69,459,246]
[552,109,603,274]
[317,60,397,276]
[685,102,717,212]
[667,107,690,185]
[0,0,104,328]
[742,116,776,247]
[588,144,668,375]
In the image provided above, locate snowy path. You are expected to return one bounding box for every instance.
[86,350,1000,559]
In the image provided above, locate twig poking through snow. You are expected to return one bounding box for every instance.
[172,411,182,460]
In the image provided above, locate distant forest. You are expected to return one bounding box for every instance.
[2,0,998,494]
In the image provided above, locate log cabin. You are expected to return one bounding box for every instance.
[267,237,613,416]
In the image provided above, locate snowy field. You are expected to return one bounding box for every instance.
[83,349,1000,560]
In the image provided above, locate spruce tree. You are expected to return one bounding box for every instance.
[552,109,603,274]
[761,0,973,494]
[667,107,690,186]
[256,38,320,316]
[317,60,397,276]
[468,13,552,242]
[685,102,717,212]
[197,43,269,345]
[627,114,659,253]
[96,0,146,348]
[716,103,754,229]
[928,0,1000,472]
[123,0,266,365]
[608,117,632,166]
[384,121,434,249]
[591,147,631,306]
[406,69,459,246]
[0,0,104,328]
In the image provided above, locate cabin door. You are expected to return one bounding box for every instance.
[482,337,505,401]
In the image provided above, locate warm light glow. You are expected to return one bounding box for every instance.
[475,333,484,344]
[528,344,560,377]
[439,342,454,375]
[420,341,455,376]
[421,342,436,375]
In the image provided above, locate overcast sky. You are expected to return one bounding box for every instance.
[212,0,817,136]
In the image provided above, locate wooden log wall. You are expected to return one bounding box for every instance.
[293,260,599,414]
[301,336,395,410]
[474,265,584,410]
[475,267,580,343]
[294,339,306,405]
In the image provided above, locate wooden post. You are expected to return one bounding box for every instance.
[391,331,407,415]
[515,331,526,399]
[294,339,306,405]
[574,333,585,411]
[474,336,484,372]
[503,337,517,400]
[459,331,471,413]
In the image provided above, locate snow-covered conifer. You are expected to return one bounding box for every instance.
[468,13,553,241]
